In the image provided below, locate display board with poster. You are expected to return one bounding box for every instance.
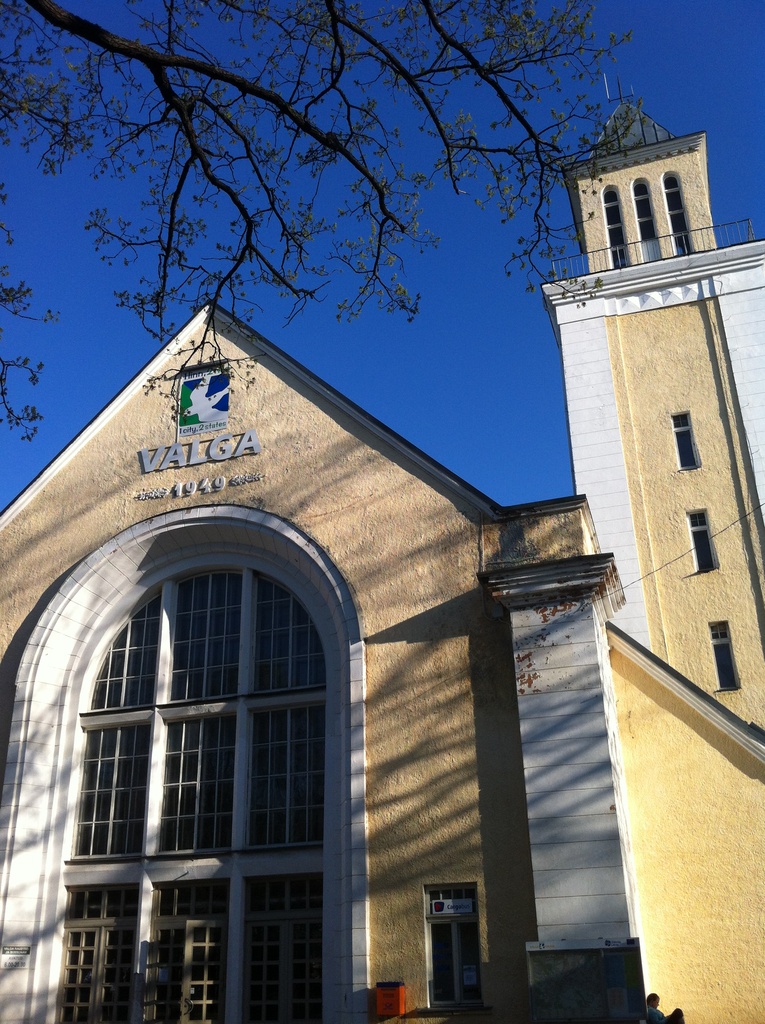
[526,939,645,1022]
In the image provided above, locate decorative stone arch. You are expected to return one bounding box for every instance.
[0,505,369,1023]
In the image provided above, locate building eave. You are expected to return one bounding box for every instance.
[568,129,707,180]
[607,623,765,766]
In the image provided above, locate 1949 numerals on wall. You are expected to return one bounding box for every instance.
[135,472,263,501]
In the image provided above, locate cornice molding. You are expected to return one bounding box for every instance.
[543,239,765,315]
[479,553,624,616]
[569,131,706,180]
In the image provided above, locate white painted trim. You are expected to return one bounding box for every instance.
[544,240,765,322]
[554,314,651,646]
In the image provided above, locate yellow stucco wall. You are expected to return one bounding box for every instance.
[568,136,714,266]
[610,647,765,1024]
[0,320,584,1022]
[603,300,765,724]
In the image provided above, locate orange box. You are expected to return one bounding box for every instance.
[376,981,406,1016]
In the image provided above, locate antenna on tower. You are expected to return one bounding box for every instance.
[604,74,636,106]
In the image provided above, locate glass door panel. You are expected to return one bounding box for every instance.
[58,888,137,1023]
[148,914,226,1023]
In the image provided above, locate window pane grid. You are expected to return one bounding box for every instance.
[254,580,326,692]
[291,920,323,1021]
[160,717,236,851]
[672,413,698,469]
[93,596,161,709]
[245,878,323,1023]
[633,182,657,240]
[426,885,482,1007]
[603,189,627,269]
[172,573,242,700]
[75,726,150,857]
[249,707,325,846]
[664,175,691,254]
[79,571,326,860]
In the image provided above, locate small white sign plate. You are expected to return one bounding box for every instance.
[2,945,31,969]
[431,899,473,915]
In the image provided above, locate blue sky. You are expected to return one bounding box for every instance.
[1,1,764,513]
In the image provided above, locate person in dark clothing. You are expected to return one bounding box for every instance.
[646,992,685,1024]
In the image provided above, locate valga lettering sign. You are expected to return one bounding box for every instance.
[138,429,262,474]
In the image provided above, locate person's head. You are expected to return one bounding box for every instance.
[647,994,660,1009]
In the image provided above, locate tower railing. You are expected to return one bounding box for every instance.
[551,219,756,280]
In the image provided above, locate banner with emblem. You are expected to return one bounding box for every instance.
[178,368,230,438]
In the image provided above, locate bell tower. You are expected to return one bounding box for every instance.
[544,102,765,722]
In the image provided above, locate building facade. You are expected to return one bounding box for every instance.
[545,103,765,723]
[0,111,763,1024]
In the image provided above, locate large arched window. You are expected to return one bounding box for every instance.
[603,188,628,269]
[66,568,328,1022]
[6,507,367,1024]
[663,174,692,255]
[632,181,660,262]
[75,571,326,859]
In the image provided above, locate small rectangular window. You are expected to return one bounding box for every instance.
[710,622,738,690]
[672,413,699,470]
[688,511,716,572]
[425,886,482,1007]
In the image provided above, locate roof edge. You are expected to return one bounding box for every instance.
[210,305,510,516]
[607,622,765,766]
[0,306,211,528]
[0,304,568,530]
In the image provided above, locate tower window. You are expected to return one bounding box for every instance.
[664,175,691,256]
[710,622,738,690]
[688,511,716,572]
[633,182,660,261]
[672,413,699,470]
[603,188,627,269]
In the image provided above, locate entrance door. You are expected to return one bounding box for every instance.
[149,922,225,1022]
[245,877,322,1024]
[58,887,138,1023]
[246,919,322,1023]
[146,885,227,1024]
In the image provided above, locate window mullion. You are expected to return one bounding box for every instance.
[144,708,165,855]
[155,580,175,705]
[231,703,249,849]
[239,571,253,696]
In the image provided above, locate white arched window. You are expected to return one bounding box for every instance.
[4,507,367,1024]
[663,174,692,255]
[75,571,326,861]
[632,181,660,262]
[603,188,628,268]
[67,569,327,1022]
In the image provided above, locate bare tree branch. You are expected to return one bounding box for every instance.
[0,0,627,431]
